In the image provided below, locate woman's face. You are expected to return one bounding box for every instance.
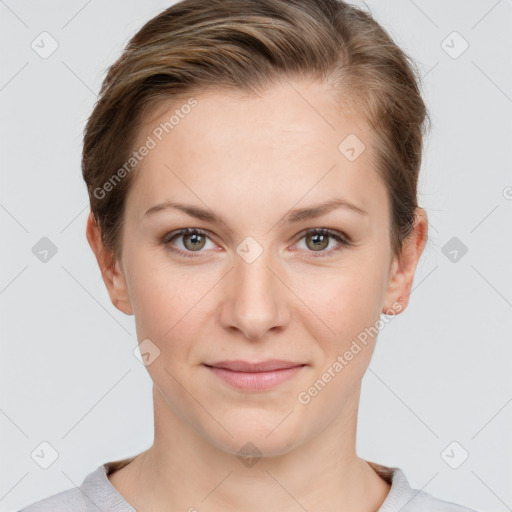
[90,79,424,457]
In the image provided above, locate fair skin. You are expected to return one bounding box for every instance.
[86,78,427,512]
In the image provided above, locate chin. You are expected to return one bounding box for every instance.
[201,410,307,460]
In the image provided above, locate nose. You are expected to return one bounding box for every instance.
[218,242,291,341]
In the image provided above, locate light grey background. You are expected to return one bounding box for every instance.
[1,1,511,511]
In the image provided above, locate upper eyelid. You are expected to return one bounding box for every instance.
[165,227,349,248]
[164,227,216,243]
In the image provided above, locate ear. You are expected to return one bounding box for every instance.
[85,211,133,316]
[381,208,428,315]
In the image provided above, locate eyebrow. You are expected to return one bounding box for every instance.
[143,198,368,227]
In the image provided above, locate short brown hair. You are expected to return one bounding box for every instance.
[82,0,430,263]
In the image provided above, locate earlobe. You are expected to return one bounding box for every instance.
[85,212,134,316]
[110,259,134,316]
[381,208,428,316]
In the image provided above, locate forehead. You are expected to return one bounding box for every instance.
[124,79,387,225]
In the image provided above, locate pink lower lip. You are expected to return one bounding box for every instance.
[205,365,305,391]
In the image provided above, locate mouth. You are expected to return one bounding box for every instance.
[203,360,307,391]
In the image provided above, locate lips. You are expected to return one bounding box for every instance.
[204,359,305,372]
[203,359,307,391]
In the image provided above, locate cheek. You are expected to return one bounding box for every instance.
[126,252,215,362]
[294,272,384,412]
[125,233,389,350]
[129,273,176,338]
[294,259,386,341]
[124,246,190,332]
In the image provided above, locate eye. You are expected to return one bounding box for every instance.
[294,228,352,257]
[163,228,216,257]
[163,227,352,258]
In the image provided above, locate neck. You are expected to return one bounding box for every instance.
[108,385,391,512]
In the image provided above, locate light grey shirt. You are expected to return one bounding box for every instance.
[18,458,478,511]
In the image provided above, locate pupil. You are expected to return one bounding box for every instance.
[310,234,328,251]
[186,233,204,250]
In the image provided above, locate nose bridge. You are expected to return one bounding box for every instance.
[222,235,289,339]
[236,243,278,297]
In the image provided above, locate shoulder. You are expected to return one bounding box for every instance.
[17,486,90,511]
[400,489,478,512]
[368,462,478,512]
[17,460,136,512]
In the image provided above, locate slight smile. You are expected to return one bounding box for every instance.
[203,359,307,391]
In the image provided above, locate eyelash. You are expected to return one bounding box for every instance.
[162,227,352,259]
